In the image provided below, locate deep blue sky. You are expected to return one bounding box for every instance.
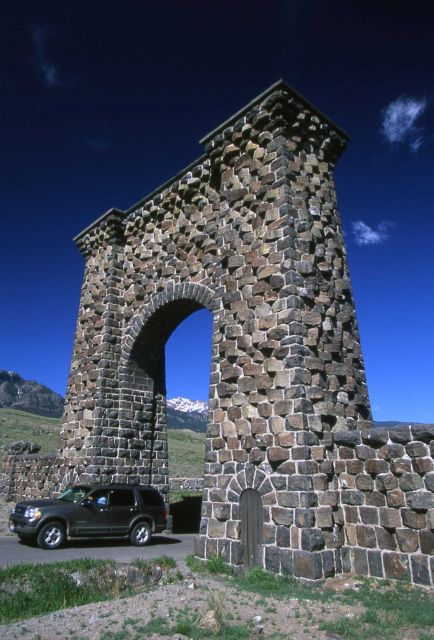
[1,1,433,421]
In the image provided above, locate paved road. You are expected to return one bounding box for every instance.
[0,533,196,567]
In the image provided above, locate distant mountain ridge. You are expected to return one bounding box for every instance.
[167,397,207,432]
[0,370,64,418]
[0,371,430,431]
[166,396,432,433]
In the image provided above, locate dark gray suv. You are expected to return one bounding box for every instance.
[9,484,168,550]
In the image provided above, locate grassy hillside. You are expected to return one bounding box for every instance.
[0,408,60,465]
[167,428,205,477]
[0,409,205,477]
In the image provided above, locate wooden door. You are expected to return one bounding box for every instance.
[240,489,263,567]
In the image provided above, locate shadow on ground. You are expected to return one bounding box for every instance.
[170,496,201,533]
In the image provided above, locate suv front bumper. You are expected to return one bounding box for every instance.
[9,515,39,538]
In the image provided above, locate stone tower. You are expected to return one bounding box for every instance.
[59,80,373,579]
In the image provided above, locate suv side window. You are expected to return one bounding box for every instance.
[109,489,136,507]
[140,490,164,506]
[88,489,109,505]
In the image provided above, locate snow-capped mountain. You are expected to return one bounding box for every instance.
[167,397,207,415]
[166,396,208,432]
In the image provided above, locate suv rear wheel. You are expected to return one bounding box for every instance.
[37,522,65,550]
[130,521,151,546]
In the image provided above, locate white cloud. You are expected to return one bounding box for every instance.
[30,25,60,87]
[381,96,427,152]
[351,221,394,246]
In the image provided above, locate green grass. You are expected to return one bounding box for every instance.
[169,489,203,503]
[0,557,183,625]
[321,577,434,640]
[186,554,234,576]
[0,408,60,465]
[132,555,176,571]
[135,614,251,640]
[167,428,205,477]
[0,408,205,478]
[186,555,434,640]
[0,559,118,624]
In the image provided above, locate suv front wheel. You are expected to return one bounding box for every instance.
[37,522,65,550]
[130,521,151,546]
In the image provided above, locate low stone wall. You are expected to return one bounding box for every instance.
[0,442,63,502]
[195,423,434,586]
[169,477,204,491]
[335,425,434,585]
[0,444,204,501]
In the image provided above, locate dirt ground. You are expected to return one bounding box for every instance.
[0,569,362,640]
[0,497,432,640]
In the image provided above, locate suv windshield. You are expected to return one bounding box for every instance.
[57,486,90,503]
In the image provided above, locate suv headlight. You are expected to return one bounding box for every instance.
[24,507,42,520]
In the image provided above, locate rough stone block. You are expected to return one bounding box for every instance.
[419,529,434,554]
[341,490,364,505]
[367,550,383,577]
[376,527,397,550]
[412,457,433,474]
[362,429,388,447]
[355,444,376,460]
[426,509,434,530]
[272,507,293,526]
[293,550,323,580]
[410,555,431,586]
[365,459,388,475]
[379,507,401,529]
[359,506,379,525]
[356,525,377,548]
[208,518,226,538]
[276,525,291,547]
[396,528,419,552]
[424,472,434,492]
[287,475,313,491]
[280,549,293,575]
[401,508,427,529]
[315,506,333,529]
[386,489,405,508]
[295,508,315,527]
[399,473,424,492]
[376,473,398,492]
[352,548,368,575]
[301,528,325,551]
[406,441,428,458]
[406,491,434,511]
[383,552,410,580]
[390,458,412,475]
[378,443,405,459]
[355,473,374,491]
[264,545,280,573]
[268,447,289,463]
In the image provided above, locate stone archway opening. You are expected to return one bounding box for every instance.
[119,290,216,499]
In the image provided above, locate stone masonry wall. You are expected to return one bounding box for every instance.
[194,423,434,585]
[2,80,432,586]
[2,424,434,586]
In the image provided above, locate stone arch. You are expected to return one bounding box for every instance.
[120,282,218,371]
[59,81,376,581]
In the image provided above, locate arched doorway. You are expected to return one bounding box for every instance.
[240,488,263,567]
